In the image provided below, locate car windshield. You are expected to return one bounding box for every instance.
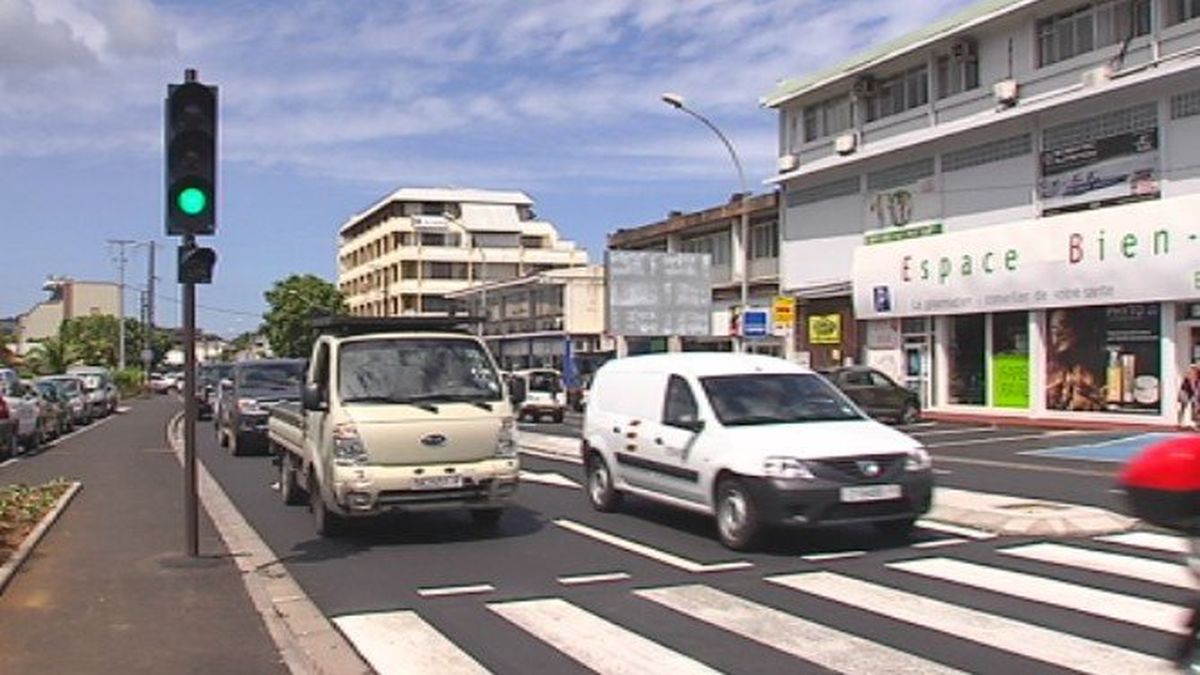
[526,372,559,393]
[236,362,305,398]
[76,374,102,390]
[52,379,81,394]
[339,338,502,403]
[699,373,863,426]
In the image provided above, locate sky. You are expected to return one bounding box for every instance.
[0,0,975,337]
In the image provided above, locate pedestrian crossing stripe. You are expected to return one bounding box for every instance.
[636,584,963,674]
[1000,542,1194,588]
[1096,531,1189,554]
[333,611,488,675]
[767,571,1169,674]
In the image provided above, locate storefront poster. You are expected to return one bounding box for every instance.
[1045,303,1161,414]
[1038,129,1159,213]
[992,353,1030,409]
[808,314,842,345]
[772,296,796,336]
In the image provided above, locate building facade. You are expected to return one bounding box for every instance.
[607,193,783,355]
[765,0,1200,425]
[446,265,614,372]
[18,277,120,348]
[337,188,587,317]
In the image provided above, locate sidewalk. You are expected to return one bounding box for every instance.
[0,397,288,673]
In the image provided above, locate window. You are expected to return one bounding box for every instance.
[1171,0,1200,23]
[992,312,1029,409]
[865,65,928,123]
[420,232,461,247]
[517,205,537,221]
[948,314,986,405]
[520,235,545,249]
[750,222,778,259]
[1037,1,1151,67]
[473,233,520,249]
[869,370,897,388]
[680,231,731,266]
[942,134,1032,173]
[662,375,700,427]
[785,176,860,208]
[935,54,980,99]
[699,373,862,426]
[802,95,854,142]
[842,370,872,386]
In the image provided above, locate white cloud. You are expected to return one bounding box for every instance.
[0,0,95,74]
[101,0,177,59]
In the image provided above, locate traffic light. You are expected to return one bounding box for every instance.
[165,78,217,235]
[178,245,217,284]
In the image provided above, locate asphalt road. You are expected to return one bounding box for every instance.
[188,407,1189,674]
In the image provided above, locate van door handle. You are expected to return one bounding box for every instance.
[612,427,620,434]
[655,438,663,445]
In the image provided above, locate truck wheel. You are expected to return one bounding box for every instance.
[218,427,229,448]
[229,431,242,457]
[585,453,622,512]
[470,509,503,528]
[715,476,761,551]
[280,456,306,506]
[310,476,345,538]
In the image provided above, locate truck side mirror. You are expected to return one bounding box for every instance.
[302,383,326,411]
[508,378,527,405]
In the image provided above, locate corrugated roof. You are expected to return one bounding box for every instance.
[761,0,1034,108]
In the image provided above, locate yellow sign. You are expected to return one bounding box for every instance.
[772,296,795,332]
[808,314,842,345]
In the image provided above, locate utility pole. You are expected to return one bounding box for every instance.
[144,241,156,376]
[107,239,136,370]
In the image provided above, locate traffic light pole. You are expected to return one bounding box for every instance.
[182,235,198,557]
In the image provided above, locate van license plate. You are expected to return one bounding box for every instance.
[412,475,463,490]
[840,484,902,503]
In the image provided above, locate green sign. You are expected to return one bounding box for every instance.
[991,352,1030,409]
[864,222,943,245]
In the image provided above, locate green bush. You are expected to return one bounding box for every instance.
[114,367,146,399]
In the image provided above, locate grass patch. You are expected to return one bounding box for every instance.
[0,479,71,566]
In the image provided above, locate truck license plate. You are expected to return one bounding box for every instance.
[412,475,463,490]
[839,484,902,503]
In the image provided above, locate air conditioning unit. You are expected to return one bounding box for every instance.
[834,132,858,155]
[1081,65,1113,87]
[993,79,1018,107]
[777,153,799,172]
[852,75,878,98]
[949,37,977,61]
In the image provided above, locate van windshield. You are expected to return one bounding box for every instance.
[699,373,862,426]
[526,372,559,393]
[338,339,502,403]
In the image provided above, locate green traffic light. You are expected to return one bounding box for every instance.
[177,187,208,215]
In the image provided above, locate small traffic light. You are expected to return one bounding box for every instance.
[178,245,217,284]
[166,75,217,236]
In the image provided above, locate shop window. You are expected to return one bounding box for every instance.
[948,314,986,405]
[1045,304,1160,414]
[991,312,1030,409]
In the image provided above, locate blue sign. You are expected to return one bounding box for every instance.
[743,309,769,338]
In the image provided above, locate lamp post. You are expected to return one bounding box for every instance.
[661,92,750,353]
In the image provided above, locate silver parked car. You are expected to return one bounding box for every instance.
[67,366,119,418]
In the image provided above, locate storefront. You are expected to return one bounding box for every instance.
[852,194,1200,425]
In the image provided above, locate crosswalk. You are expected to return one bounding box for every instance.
[331,532,1192,674]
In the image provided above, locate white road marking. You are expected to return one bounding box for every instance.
[519,470,580,489]
[553,519,752,574]
[1097,532,1189,554]
[517,447,583,465]
[915,519,996,540]
[932,468,953,475]
[489,597,720,675]
[558,572,631,586]
[925,431,1081,448]
[334,611,488,675]
[801,551,865,562]
[1000,542,1194,588]
[911,538,968,549]
[897,421,939,429]
[769,572,1169,674]
[907,425,996,436]
[416,583,496,598]
[0,458,17,468]
[638,584,962,674]
[890,557,1186,634]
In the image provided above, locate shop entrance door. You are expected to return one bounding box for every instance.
[1180,321,1200,372]
[903,337,932,410]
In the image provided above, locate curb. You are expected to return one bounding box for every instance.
[167,414,370,675]
[0,481,83,595]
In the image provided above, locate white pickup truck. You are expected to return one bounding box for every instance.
[267,317,525,537]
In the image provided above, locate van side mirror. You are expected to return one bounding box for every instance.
[302,383,326,411]
[675,417,705,433]
[508,378,527,405]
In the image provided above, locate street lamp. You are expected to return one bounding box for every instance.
[661,92,750,353]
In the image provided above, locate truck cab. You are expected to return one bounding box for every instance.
[269,317,524,537]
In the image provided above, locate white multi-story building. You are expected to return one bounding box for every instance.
[337,188,587,317]
[765,0,1200,425]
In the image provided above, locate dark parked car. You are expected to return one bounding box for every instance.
[197,362,233,420]
[822,366,920,425]
[217,359,306,456]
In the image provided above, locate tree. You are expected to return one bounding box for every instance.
[0,328,17,368]
[24,336,77,375]
[59,315,120,367]
[262,274,346,358]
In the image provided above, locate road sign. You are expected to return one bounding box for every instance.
[743,309,769,338]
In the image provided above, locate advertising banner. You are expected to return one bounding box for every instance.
[808,314,842,345]
[853,194,1200,320]
[772,296,795,336]
[1045,303,1161,415]
[1038,129,1159,213]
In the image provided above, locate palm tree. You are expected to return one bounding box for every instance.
[25,336,77,375]
[0,329,16,368]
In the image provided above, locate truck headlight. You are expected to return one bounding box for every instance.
[496,417,517,458]
[763,457,814,480]
[905,448,932,472]
[333,423,368,466]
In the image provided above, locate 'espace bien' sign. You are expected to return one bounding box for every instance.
[853,194,1200,319]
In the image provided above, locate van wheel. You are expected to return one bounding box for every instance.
[280,456,305,506]
[470,509,503,528]
[310,476,345,538]
[715,477,761,551]
[585,453,622,512]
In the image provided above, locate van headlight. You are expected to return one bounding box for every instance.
[496,417,517,458]
[333,423,368,466]
[763,457,815,480]
[905,448,932,472]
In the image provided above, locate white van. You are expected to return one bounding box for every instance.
[581,353,933,550]
[510,368,566,423]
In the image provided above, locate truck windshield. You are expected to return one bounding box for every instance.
[339,339,502,403]
[699,373,862,426]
